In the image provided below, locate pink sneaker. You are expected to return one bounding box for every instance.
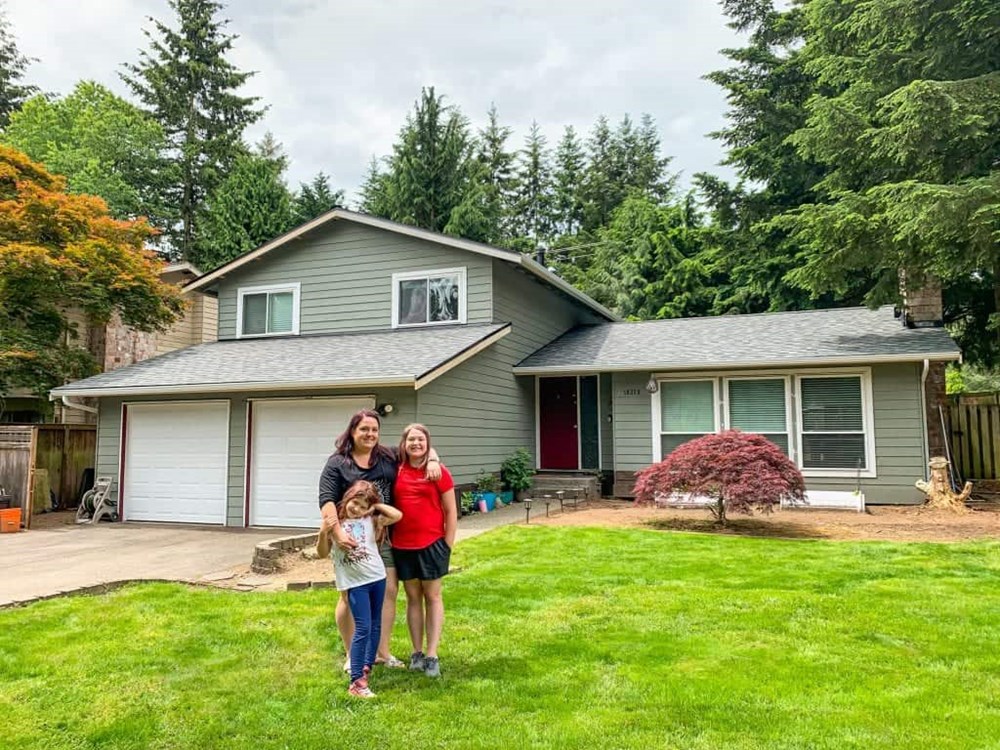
[348,679,376,699]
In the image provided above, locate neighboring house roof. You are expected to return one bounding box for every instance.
[183,208,618,321]
[51,323,510,397]
[514,306,961,374]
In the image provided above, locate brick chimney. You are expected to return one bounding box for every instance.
[899,270,943,328]
[900,270,948,460]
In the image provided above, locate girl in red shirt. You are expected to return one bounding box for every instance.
[391,423,457,678]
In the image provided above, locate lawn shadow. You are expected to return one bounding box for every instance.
[645,516,829,540]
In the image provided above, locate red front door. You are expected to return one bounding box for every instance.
[539,377,579,470]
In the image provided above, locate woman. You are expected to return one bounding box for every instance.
[391,423,457,679]
[318,410,442,670]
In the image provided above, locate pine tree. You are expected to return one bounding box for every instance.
[552,126,586,236]
[580,115,615,231]
[294,172,343,224]
[471,104,517,244]
[0,8,38,129]
[121,0,263,259]
[359,87,474,233]
[197,143,294,271]
[512,121,554,250]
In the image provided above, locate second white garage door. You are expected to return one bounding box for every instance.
[249,397,376,527]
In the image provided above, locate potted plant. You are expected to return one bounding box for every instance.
[459,491,476,517]
[501,447,535,502]
[474,470,500,512]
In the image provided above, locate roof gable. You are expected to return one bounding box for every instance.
[185,209,616,321]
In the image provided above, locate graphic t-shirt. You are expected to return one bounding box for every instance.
[391,463,454,550]
[332,516,386,591]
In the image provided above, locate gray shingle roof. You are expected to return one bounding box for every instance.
[53,323,510,396]
[515,306,960,373]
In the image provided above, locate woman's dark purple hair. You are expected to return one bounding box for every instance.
[334,409,394,461]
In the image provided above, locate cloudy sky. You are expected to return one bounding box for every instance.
[8,0,743,202]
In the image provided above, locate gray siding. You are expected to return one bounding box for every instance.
[611,363,928,504]
[216,222,493,338]
[95,387,418,526]
[416,260,603,484]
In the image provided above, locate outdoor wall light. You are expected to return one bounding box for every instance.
[376,403,395,416]
[645,377,659,394]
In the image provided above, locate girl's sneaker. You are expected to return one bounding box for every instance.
[409,651,426,671]
[423,656,441,678]
[348,679,376,699]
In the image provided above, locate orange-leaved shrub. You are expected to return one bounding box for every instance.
[634,430,806,525]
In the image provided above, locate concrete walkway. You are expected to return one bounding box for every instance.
[1,503,527,607]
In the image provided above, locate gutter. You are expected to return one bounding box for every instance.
[52,393,99,414]
[50,376,416,399]
[513,352,962,376]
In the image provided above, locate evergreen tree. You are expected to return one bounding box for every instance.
[121,0,263,259]
[197,144,294,271]
[580,115,616,231]
[360,87,474,233]
[698,0,846,314]
[470,103,517,244]
[552,126,586,236]
[0,8,37,129]
[777,0,1000,361]
[3,81,171,233]
[511,121,554,250]
[294,172,343,224]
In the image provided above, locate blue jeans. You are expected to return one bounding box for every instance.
[347,578,386,682]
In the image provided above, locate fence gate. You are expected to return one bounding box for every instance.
[0,426,35,526]
[948,395,1000,481]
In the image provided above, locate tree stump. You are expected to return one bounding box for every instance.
[915,457,973,512]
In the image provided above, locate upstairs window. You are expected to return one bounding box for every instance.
[392,268,467,328]
[237,283,300,337]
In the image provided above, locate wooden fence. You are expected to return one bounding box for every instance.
[947,394,1000,481]
[0,424,96,528]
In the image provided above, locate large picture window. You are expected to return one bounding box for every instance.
[798,376,868,471]
[653,369,874,477]
[392,268,466,328]
[237,284,300,337]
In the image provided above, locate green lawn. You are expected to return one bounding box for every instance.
[2,526,999,750]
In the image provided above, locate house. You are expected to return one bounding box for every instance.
[5,262,217,425]
[50,209,961,527]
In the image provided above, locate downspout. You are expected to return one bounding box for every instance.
[53,393,99,415]
[919,359,930,474]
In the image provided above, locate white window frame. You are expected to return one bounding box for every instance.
[650,367,877,479]
[236,283,301,338]
[650,377,720,463]
[391,267,467,329]
[723,375,794,462]
[795,371,876,479]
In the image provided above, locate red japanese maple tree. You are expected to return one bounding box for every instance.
[634,430,806,525]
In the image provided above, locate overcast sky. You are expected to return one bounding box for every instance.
[8,0,743,203]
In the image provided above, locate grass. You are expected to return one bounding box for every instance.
[2,526,999,749]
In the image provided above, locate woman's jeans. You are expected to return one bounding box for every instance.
[347,578,386,682]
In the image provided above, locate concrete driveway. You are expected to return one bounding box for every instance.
[0,520,292,606]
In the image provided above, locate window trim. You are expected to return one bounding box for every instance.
[391,267,467,329]
[650,367,876,479]
[236,283,301,339]
[723,375,794,462]
[795,372,876,479]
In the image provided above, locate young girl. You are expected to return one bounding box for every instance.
[318,480,402,698]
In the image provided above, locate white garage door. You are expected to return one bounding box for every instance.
[123,401,230,524]
[250,397,376,527]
